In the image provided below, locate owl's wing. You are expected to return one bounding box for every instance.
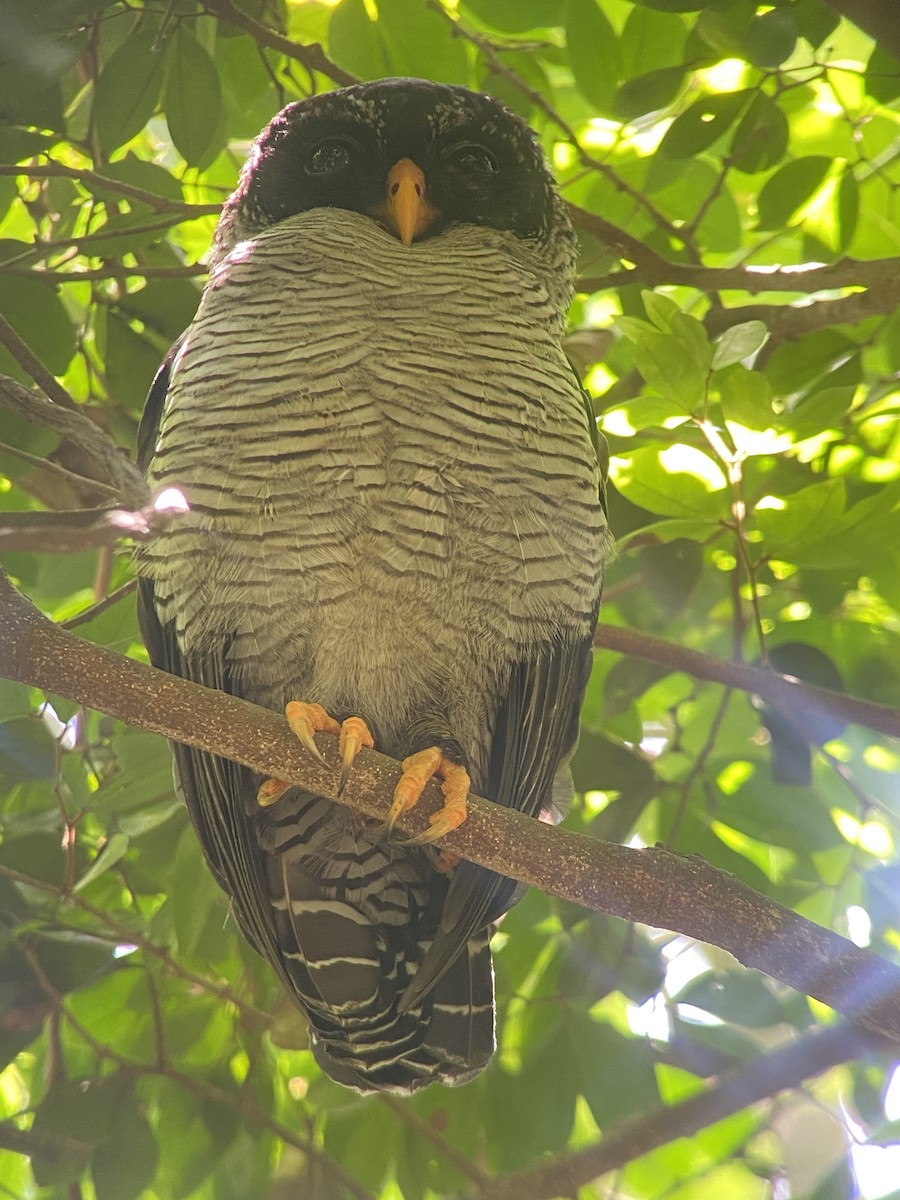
[137,352,288,976]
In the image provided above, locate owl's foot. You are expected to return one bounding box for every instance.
[386,747,470,845]
[256,703,374,806]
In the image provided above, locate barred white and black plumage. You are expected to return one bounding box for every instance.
[136,78,611,1093]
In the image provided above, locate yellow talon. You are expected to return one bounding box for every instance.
[285,701,340,764]
[338,716,375,794]
[257,704,376,805]
[387,747,470,845]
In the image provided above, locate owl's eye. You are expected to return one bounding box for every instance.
[305,138,356,175]
[444,142,499,176]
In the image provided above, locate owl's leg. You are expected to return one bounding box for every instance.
[387,747,470,844]
[257,702,374,805]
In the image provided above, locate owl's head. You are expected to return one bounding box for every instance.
[212,78,574,274]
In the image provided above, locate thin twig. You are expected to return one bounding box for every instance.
[594,624,900,740]
[0,375,146,505]
[0,314,78,410]
[61,579,137,629]
[0,439,120,502]
[202,0,358,87]
[0,163,219,215]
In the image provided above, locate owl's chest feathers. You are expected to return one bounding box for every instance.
[144,215,603,688]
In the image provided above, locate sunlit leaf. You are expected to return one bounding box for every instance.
[92,30,167,154]
[165,26,223,167]
[712,320,768,369]
[565,0,623,112]
[756,155,833,229]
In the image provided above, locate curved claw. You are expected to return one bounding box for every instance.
[257,777,289,807]
[337,716,375,795]
[259,703,374,807]
[285,701,339,765]
[388,749,470,845]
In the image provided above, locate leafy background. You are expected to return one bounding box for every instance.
[1,0,900,1197]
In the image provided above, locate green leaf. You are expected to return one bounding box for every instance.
[0,716,58,785]
[712,321,768,370]
[679,972,784,1027]
[695,8,752,58]
[635,330,707,409]
[612,445,727,518]
[30,1082,100,1187]
[835,165,859,252]
[565,0,623,113]
[602,393,691,433]
[74,833,130,893]
[755,478,846,557]
[92,1091,159,1200]
[642,289,680,332]
[729,91,789,174]
[671,312,714,371]
[756,155,832,230]
[717,363,774,430]
[780,385,855,439]
[329,0,389,79]
[618,516,723,547]
[330,0,466,83]
[0,126,54,161]
[620,5,686,76]
[714,774,842,853]
[742,8,797,69]
[614,65,686,120]
[658,89,750,159]
[630,0,710,9]
[615,314,656,343]
[92,154,184,205]
[164,26,223,167]
[92,30,167,155]
[792,0,840,49]
[864,45,900,105]
[571,729,658,797]
[103,310,165,415]
[0,276,76,379]
[571,1015,660,1125]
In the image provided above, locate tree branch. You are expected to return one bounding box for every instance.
[0,505,180,553]
[202,0,359,87]
[2,570,900,1046]
[462,1024,882,1200]
[594,624,900,739]
[570,205,900,338]
[0,264,206,283]
[0,375,146,506]
[572,206,899,296]
[0,163,220,216]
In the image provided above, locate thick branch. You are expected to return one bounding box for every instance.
[595,624,900,740]
[464,1025,880,1200]
[2,571,900,1046]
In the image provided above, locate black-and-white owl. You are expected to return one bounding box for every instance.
[136,78,610,1093]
